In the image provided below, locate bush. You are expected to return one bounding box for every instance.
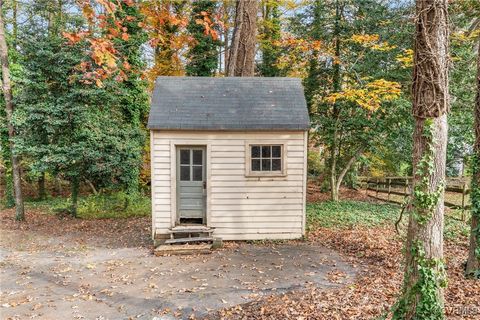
[307,149,324,176]
[77,192,150,219]
[26,192,151,219]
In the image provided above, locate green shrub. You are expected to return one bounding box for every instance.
[307,149,324,176]
[77,192,150,219]
[26,192,151,219]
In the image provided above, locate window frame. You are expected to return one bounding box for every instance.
[245,141,287,177]
[178,147,204,182]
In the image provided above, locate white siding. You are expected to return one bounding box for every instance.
[151,130,307,240]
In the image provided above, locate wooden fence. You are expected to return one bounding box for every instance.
[359,176,471,212]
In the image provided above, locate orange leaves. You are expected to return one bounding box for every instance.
[274,35,324,77]
[65,0,144,87]
[324,79,402,111]
[195,10,220,41]
[140,1,189,50]
[63,31,88,44]
[88,38,118,69]
[139,1,190,84]
[121,32,129,41]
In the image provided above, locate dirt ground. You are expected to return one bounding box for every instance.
[0,209,356,320]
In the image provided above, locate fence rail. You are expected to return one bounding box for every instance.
[358,176,471,214]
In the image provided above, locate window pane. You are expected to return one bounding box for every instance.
[252,159,261,171]
[180,165,190,181]
[261,146,271,158]
[193,150,203,165]
[251,146,260,158]
[180,150,190,165]
[192,166,202,181]
[272,145,281,158]
[272,159,282,171]
[261,159,271,171]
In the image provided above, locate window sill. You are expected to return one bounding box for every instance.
[245,172,287,178]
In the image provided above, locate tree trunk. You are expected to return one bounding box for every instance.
[329,0,342,202]
[226,0,257,76]
[393,0,449,318]
[37,172,46,201]
[86,179,98,195]
[0,136,14,207]
[70,177,79,218]
[466,39,480,277]
[329,124,338,201]
[333,148,364,197]
[0,1,24,221]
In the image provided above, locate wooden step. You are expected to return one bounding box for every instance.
[154,243,212,256]
[168,225,214,234]
[165,237,213,245]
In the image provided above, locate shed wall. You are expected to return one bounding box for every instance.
[151,130,307,240]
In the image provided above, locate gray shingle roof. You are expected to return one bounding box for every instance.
[148,77,310,131]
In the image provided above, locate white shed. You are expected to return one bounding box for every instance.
[148,77,310,244]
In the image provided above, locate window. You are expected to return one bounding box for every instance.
[179,149,203,181]
[246,143,286,176]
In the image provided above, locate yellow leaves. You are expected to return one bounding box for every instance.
[371,43,397,51]
[396,49,413,69]
[351,34,380,44]
[324,79,402,111]
[350,33,396,51]
[274,35,324,77]
[451,29,480,44]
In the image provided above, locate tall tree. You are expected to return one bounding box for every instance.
[15,1,147,217]
[141,0,189,84]
[0,0,19,207]
[290,0,408,201]
[393,0,450,318]
[226,0,257,76]
[258,0,281,77]
[186,0,220,76]
[0,0,24,220]
[110,1,149,196]
[466,37,480,277]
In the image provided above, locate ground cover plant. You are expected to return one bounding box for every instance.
[215,190,479,320]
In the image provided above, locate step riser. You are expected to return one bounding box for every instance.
[154,244,213,256]
[165,237,214,245]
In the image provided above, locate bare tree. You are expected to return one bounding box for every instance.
[466,38,480,277]
[0,0,25,221]
[393,0,450,318]
[226,0,257,76]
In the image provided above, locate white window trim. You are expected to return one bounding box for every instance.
[245,141,287,177]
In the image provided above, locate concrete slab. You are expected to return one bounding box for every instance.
[0,229,356,319]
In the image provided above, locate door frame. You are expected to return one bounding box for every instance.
[170,141,211,227]
[175,146,206,225]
